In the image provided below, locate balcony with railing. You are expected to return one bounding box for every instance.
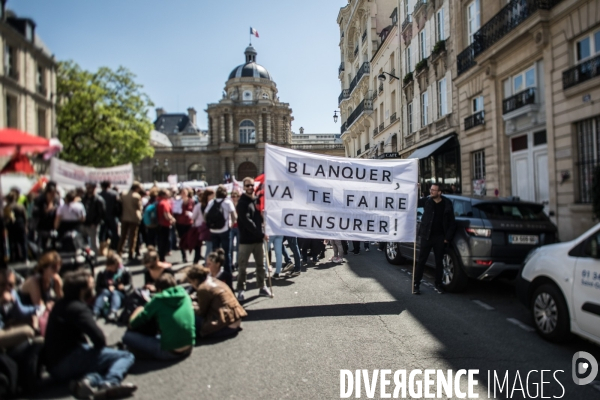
[343,98,374,133]
[340,121,347,134]
[357,149,361,156]
[379,122,384,132]
[348,62,370,95]
[390,112,397,123]
[413,0,428,18]
[364,143,370,152]
[464,111,485,130]
[338,89,350,105]
[563,54,600,90]
[362,30,367,44]
[457,0,563,76]
[373,127,379,136]
[391,7,398,26]
[502,88,535,115]
[354,45,359,57]
[402,14,412,33]
[339,62,345,75]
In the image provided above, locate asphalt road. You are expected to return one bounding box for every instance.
[27,244,600,400]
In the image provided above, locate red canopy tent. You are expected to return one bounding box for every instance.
[0,128,57,157]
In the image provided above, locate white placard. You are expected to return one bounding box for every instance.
[264,144,419,242]
[50,158,133,191]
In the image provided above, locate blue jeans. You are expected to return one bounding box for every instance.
[93,289,125,316]
[211,230,231,273]
[122,331,190,361]
[48,344,134,387]
[285,236,302,272]
[230,227,240,266]
[268,235,284,274]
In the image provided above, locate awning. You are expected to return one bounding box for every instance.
[408,136,453,159]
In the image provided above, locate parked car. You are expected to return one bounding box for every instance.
[517,223,600,345]
[385,195,558,292]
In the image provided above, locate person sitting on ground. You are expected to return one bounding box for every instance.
[122,273,195,361]
[20,251,63,310]
[0,269,44,396]
[43,269,137,399]
[186,265,247,339]
[93,251,133,322]
[142,246,174,293]
[54,190,86,237]
[204,248,233,290]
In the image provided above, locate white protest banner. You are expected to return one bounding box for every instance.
[264,144,419,242]
[50,158,133,191]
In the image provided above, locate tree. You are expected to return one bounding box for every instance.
[57,61,155,168]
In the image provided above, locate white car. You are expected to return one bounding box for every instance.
[517,223,600,345]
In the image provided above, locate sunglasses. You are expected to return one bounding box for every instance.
[244,184,254,187]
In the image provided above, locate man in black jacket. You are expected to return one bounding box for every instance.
[81,182,106,260]
[235,177,271,300]
[44,269,137,399]
[414,183,457,295]
[99,181,120,251]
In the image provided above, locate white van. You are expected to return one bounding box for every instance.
[517,223,600,345]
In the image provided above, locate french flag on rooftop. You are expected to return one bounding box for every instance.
[250,27,259,38]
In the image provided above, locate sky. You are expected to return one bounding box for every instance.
[10,0,347,133]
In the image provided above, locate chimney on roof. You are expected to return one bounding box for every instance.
[299,127,304,134]
[156,108,165,119]
[187,107,197,125]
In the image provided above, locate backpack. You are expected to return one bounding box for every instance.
[205,199,226,230]
[143,203,158,227]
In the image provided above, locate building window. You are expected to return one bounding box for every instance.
[37,108,46,137]
[239,119,256,144]
[391,90,396,116]
[421,91,428,127]
[467,0,480,45]
[404,0,409,21]
[405,47,412,73]
[511,66,536,95]
[576,116,600,203]
[391,134,397,153]
[36,65,46,95]
[419,29,427,60]
[576,29,600,62]
[438,78,447,118]
[472,150,485,180]
[436,8,445,42]
[6,95,17,128]
[472,95,484,113]
[187,163,206,181]
[407,102,413,134]
[4,44,16,79]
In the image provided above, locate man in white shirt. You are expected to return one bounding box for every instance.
[204,185,237,273]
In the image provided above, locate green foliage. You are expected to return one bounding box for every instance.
[432,40,446,55]
[593,165,600,220]
[403,72,413,86]
[57,61,155,168]
[415,59,428,73]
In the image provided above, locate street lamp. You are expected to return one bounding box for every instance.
[378,71,400,82]
[333,111,339,123]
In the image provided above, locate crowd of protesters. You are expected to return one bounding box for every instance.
[0,176,384,398]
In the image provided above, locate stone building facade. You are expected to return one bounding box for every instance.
[0,5,56,139]
[454,0,600,240]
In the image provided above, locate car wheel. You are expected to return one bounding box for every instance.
[531,283,570,342]
[442,249,468,292]
[385,242,405,265]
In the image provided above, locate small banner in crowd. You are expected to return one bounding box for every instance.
[264,144,419,242]
[50,158,133,191]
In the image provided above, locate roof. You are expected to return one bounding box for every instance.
[154,114,200,135]
[228,62,272,80]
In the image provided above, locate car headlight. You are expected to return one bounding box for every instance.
[465,227,492,237]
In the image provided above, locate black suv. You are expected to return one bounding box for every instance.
[385,195,558,292]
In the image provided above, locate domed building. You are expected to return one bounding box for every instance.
[206,45,293,180]
[135,46,294,184]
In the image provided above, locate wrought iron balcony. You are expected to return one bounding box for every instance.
[339,62,345,75]
[402,15,412,33]
[378,83,383,93]
[390,112,397,123]
[354,46,359,57]
[391,7,398,26]
[338,89,349,104]
[348,62,370,95]
[344,98,374,131]
[340,121,347,134]
[464,111,485,130]
[502,88,535,115]
[457,0,563,76]
[373,127,379,136]
[362,30,367,43]
[563,54,600,90]
[357,149,361,156]
[379,122,384,132]
[364,143,370,152]
[414,0,428,16]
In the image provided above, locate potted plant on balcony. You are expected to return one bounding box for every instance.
[415,59,428,74]
[403,72,413,86]
[432,40,446,57]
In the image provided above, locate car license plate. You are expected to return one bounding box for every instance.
[508,234,539,245]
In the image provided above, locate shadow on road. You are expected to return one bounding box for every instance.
[244,301,405,321]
